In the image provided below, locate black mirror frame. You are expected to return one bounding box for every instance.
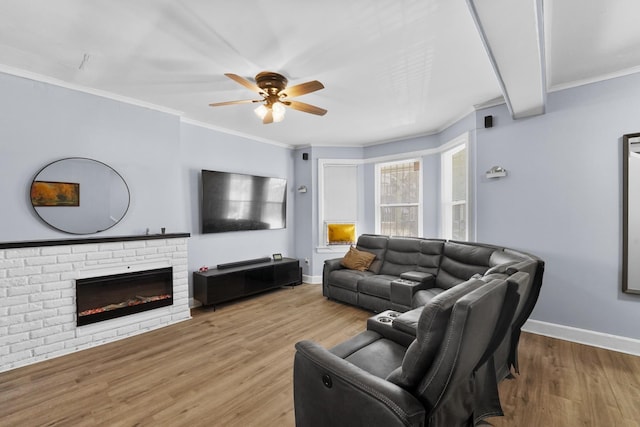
[622,133,640,295]
[30,157,130,235]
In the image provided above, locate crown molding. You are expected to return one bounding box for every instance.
[0,65,183,117]
[548,66,640,93]
[179,117,293,149]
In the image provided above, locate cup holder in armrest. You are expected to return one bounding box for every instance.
[375,310,401,324]
[366,310,417,347]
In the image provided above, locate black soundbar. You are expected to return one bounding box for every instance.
[217,257,272,270]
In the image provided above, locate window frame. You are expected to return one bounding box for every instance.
[374,157,423,237]
[441,142,469,241]
[317,159,361,252]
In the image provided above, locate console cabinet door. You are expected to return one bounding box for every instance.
[245,267,274,294]
[274,261,300,286]
[203,271,246,305]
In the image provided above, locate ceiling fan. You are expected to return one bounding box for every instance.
[209,72,327,124]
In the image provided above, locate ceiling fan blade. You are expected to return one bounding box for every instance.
[281,80,324,98]
[284,100,327,116]
[209,99,261,107]
[263,109,274,124]
[225,73,263,93]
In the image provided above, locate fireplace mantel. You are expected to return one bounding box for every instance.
[0,233,190,249]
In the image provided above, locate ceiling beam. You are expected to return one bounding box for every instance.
[466,0,546,119]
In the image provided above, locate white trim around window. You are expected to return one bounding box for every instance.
[317,159,362,252]
[375,158,423,237]
[441,139,469,240]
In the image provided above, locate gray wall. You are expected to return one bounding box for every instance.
[300,73,640,341]
[475,73,640,340]
[1,72,296,300]
[293,147,314,276]
[180,123,295,292]
[0,72,186,241]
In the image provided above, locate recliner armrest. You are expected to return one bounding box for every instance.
[390,274,435,308]
[324,257,344,272]
[294,340,426,427]
[392,307,423,337]
[323,258,346,293]
[400,271,435,284]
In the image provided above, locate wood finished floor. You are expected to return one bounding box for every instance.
[1,283,639,426]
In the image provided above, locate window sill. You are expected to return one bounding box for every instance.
[316,245,350,254]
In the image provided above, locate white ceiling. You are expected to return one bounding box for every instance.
[1,0,640,148]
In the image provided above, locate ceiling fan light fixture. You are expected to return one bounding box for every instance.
[254,104,268,120]
[212,72,326,124]
[272,102,286,122]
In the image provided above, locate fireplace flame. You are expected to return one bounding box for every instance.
[78,294,172,317]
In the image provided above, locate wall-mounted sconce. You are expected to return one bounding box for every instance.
[297,185,308,193]
[486,166,507,179]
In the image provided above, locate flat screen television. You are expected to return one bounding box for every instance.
[201,170,287,233]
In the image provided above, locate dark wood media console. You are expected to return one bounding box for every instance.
[193,257,301,308]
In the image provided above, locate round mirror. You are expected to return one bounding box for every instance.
[30,157,130,234]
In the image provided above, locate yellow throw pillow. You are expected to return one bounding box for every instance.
[340,246,376,271]
[327,223,356,245]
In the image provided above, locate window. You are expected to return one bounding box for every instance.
[375,159,422,237]
[319,162,359,247]
[441,144,468,240]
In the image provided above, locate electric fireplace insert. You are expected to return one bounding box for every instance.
[76,267,173,326]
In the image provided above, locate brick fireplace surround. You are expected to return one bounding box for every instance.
[0,234,191,373]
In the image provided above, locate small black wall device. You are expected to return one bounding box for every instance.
[484,115,493,128]
[302,153,309,161]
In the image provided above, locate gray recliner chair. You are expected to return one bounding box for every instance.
[293,277,518,427]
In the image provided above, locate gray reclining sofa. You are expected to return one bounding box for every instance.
[323,234,542,312]
[323,233,545,381]
[308,234,544,424]
[295,275,522,426]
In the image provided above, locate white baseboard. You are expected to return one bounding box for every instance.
[303,275,322,284]
[218,277,639,356]
[523,319,640,357]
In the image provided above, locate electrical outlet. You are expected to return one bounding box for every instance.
[304,258,309,264]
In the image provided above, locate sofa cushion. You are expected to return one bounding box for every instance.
[505,259,539,281]
[489,249,526,267]
[329,269,374,291]
[330,330,407,380]
[435,242,495,289]
[359,293,394,313]
[412,288,445,307]
[485,262,518,275]
[367,258,383,274]
[482,272,510,282]
[326,285,359,306]
[379,237,422,276]
[357,275,397,299]
[416,239,444,276]
[356,234,388,257]
[330,329,381,358]
[346,338,407,379]
[356,234,389,274]
[340,246,376,271]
